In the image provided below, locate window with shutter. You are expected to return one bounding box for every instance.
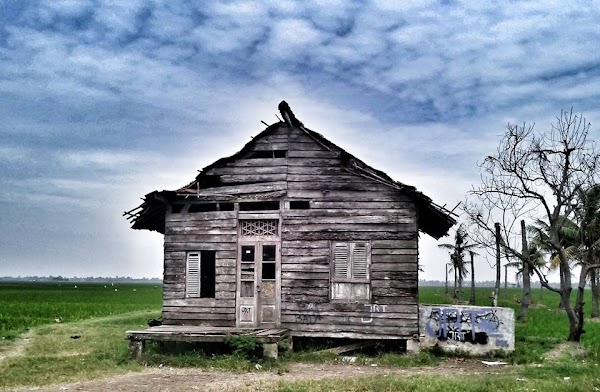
[186,253,201,298]
[330,241,370,300]
[352,243,368,279]
[333,243,349,278]
[186,251,216,298]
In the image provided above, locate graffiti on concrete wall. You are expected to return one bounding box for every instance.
[425,307,508,347]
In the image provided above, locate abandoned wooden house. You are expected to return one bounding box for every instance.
[124,101,456,357]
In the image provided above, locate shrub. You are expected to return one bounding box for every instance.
[224,335,261,359]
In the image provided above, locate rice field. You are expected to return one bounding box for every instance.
[0,282,599,390]
[2,281,599,353]
[0,281,162,340]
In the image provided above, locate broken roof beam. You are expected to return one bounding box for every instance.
[278,100,303,127]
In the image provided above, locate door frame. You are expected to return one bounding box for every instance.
[236,240,281,328]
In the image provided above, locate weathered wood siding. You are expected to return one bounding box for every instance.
[163,211,237,326]
[162,123,420,337]
[280,126,419,339]
[161,125,290,326]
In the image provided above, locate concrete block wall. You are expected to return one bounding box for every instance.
[419,304,515,354]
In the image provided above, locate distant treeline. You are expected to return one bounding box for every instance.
[419,280,560,289]
[0,276,162,283]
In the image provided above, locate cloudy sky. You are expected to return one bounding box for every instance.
[2,0,600,282]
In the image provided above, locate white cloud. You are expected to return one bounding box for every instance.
[265,18,326,59]
[0,146,29,162]
[92,1,146,39]
[56,150,147,168]
[38,0,93,19]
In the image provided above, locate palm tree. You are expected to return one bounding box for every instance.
[438,224,478,302]
[506,243,546,281]
[528,217,579,309]
[528,185,600,317]
[506,241,546,321]
[528,217,579,270]
[573,185,600,319]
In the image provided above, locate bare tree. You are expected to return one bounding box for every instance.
[465,109,600,342]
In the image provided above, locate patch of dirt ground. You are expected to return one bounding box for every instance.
[545,342,587,360]
[0,332,34,365]
[15,359,514,392]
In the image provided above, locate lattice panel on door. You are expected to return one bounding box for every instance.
[240,220,278,236]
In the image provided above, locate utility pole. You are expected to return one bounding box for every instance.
[493,222,501,307]
[469,251,476,305]
[445,262,449,295]
[504,264,508,289]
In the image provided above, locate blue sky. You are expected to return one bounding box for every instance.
[2,0,600,282]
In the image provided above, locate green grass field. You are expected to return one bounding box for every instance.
[0,282,162,340]
[1,282,599,391]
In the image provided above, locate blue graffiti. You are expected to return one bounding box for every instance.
[495,339,509,348]
[425,307,503,346]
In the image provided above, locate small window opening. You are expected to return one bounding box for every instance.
[197,175,223,188]
[186,250,216,298]
[171,204,185,213]
[262,245,276,261]
[262,263,276,279]
[247,150,287,159]
[239,201,280,211]
[241,246,255,262]
[189,203,218,213]
[219,202,235,211]
[200,250,215,298]
[290,200,310,210]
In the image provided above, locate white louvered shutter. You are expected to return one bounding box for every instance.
[352,243,368,279]
[186,253,200,297]
[333,243,350,278]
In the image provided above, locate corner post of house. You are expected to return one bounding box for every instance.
[128,338,145,359]
[263,342,279,359]
[406,336,421,354]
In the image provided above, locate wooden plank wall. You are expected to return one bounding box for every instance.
[280,127,420,338]
[161,124,420,338]
[163,211,237,326]
[161,126,290,326]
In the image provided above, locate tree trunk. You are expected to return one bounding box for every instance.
[519,220,531,322]
[453,268,458,301]
[558,256,582,342]
[493,222,501,307]
[445,264,449,296]
[458,273,463,302]
[591,268,599,319]
[558,261,566,310]
[568,263,588,342]
[470,253,476,305]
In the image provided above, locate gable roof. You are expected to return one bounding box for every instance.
[124,101,457,239]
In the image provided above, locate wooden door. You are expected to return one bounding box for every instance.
[237,242,280,328]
